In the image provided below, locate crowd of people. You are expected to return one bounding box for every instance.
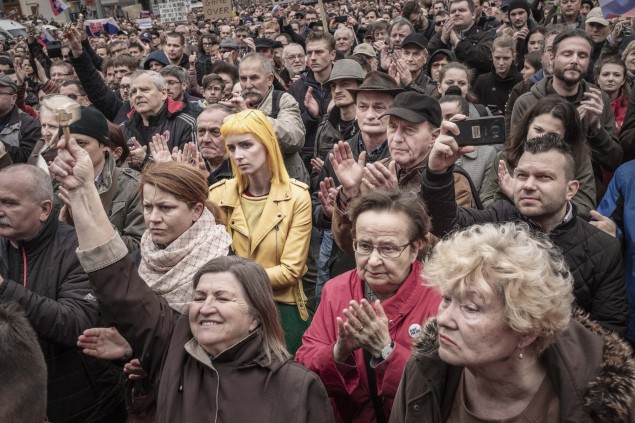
[1,0,635,421]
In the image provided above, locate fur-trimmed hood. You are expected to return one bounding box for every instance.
[411,311,635,422]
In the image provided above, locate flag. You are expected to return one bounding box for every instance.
[84,18,120,36]
[598,0,635,17]
[36,28,56,46]
[49,0,69,16]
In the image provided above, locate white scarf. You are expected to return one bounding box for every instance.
[138,208,232,314]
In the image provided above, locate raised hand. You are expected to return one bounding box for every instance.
[304,87,320,119]
[497,159,513,199]
[77,327,133,361]
[318,177,338,218]
[311,157,324,174]
[329,141,365,197]
[428,120,475,174]
[127,137,148,168]
[362,160,399,191]
[148,134,174,164]
[48,137,95,192]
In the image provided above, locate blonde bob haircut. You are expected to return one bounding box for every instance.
[220,109,289,193]
[424,222,574,355]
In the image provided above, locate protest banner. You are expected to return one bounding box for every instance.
[160,0,190,23]
[203,0,232,20]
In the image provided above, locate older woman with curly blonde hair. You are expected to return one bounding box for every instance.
[390,222,635,423]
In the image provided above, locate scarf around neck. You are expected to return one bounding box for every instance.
[138,208,232,314]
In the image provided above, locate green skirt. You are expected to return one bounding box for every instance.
[276,302,311,356]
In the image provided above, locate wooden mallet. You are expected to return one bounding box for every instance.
[45,95,81,143]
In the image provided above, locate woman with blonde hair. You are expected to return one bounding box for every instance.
[209,109,312,355]
[390,222,635,422]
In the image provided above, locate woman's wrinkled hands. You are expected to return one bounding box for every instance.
[48,137,94,192]
[77,327,133,361]
[333,299,391,362]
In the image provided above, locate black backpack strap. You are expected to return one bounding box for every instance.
[452,164,484,210]
[270,90,283,119]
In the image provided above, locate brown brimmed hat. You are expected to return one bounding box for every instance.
[346,71,403,99]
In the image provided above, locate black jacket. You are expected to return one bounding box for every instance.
[122,97,196,150]
[288,69,333,155]
[620,80,635,162]
[474,67,522,115]
[0,105,40,164]
[0,211,123,422]
[69,48,131,124]
[420,167,628,335]
[427,23,494,76]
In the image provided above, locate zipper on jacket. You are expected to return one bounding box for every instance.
[21,246,27,287]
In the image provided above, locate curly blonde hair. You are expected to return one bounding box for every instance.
[424,222,573,355]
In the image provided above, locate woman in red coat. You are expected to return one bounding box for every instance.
[295,190,441,423]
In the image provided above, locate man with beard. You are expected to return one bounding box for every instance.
[289,31,336,173]
[160,65,205,119]
[512,29,622,200]
[506,0,536,68]
[195,104,234,186]
[421,132,627,335]
[225,53,308,183]
[427,0,495,76]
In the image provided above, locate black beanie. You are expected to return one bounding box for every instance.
[60,106,111,147]
[508,0,530,15]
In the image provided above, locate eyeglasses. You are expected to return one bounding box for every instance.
[120,84,131,91]
[435,20,448,26]
[205,86,223,93]
[352,240,412,259]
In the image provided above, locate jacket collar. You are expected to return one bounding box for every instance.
[184,328,286,372]
[411,311,635,422]
[362,261,428,324]
[217,179,295,253]
[10,207,60,256]
[127,97,186,122]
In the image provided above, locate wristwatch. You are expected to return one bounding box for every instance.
[380,340,394,360]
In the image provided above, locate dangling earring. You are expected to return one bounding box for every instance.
[518,347,524,359]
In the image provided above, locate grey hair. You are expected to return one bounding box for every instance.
[130,70,166,91]
[160,65,189,85]
[282,43,305,58]
[388,17,415,37]
[240,53,274,76]
[334,26,355,39]
[0,164,54,203]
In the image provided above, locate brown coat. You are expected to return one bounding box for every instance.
[389,312,635,423]
[331,159,473,254]
[77,235,334,423]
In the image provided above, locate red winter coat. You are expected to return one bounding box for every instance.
[295,261,441,423]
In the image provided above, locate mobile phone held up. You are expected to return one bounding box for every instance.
[453,116,505,146]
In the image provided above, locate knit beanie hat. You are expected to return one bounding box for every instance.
[61,106,111,147]
[508,0,530,15]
